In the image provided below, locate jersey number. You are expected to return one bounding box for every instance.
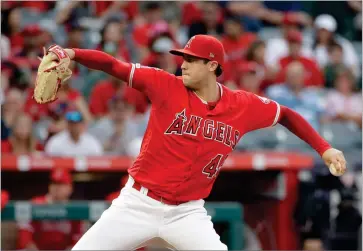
[202,154,228,179]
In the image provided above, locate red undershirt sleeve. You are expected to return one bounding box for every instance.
[72,49,175,107]
[72,49,132,80]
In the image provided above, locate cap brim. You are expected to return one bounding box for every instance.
[169,49,207,60]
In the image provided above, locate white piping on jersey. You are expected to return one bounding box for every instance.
[271,101,281,127]
[193,82,223,104]
[129,63,136,88]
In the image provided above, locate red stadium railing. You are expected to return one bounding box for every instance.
[1,152,314,171]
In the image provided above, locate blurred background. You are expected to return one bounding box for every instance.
[1,1,362,250]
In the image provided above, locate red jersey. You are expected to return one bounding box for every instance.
[17,196,84,250]
[126,64,280,202]
[89,80,149,116]
[276,56,324,87]
[1,140,44,153]
[221,33,256,63]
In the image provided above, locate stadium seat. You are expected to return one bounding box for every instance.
[344,148,362,172]
[320,122,362,153]
[274,125,313,153]
[236,127,279,151]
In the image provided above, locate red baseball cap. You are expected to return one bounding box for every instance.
[239,61,259,74]
[21,24,43,37]
[170,35,225,69]
[50,168,72,184]
[286,30,303,43]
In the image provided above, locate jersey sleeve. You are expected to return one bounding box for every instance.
[241,91,281,132]
[127,63,175,107]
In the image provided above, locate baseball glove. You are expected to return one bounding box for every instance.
[33,45,72,104]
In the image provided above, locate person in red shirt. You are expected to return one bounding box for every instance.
[245,40,278,91]
[97,17,131,62]
[275,30,325,87]
[1,113,43,154]
[220,14,256,64]
[92,1,139,21]
[89,77,149,119]
[16,168,84,250]
[132,3,164,48]
[237,61,265,96]
[45,35,345,250]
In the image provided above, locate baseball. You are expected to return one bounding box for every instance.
[329,163,343,176]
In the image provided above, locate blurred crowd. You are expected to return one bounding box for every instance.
[1,1,362,250]
[1,1,362,158]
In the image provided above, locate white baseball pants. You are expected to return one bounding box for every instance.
[72,175,228,250]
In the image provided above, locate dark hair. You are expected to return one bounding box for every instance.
[203,59,223,77]
[246,40,266,61]
[145,2,161,11]
[313,31,335,50]
[99,19,120,49]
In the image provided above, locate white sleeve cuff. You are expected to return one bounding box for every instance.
[271,101,281,127]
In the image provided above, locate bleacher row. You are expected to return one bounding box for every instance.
[237,122,362,171]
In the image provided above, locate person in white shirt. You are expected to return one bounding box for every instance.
[88,96,145,156]
[45,111,103,156]
[264,12,313,68]
[308,14,360,78]
[324,67,362,128]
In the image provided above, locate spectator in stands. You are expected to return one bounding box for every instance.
[1,33,10,59]
[91,2,139,21]
[97,17,131,62]
[180,2,204,26]
[324,67,362,128]
[266,62,326,130]
[226,2,312,31]
[142,31,182,75]
[1,113,43,154]
[188,2,224,39]
[1,88,24,140]
[221,14,256,64]
[16,168,84,250]
[324,42,346,88]
[264,12,313,68]
[245,40,277,90]
[1,7,23,55]
[51,83,92,123]
[89,75,149,118]
[132,3,165,60]
[275,30,324,88]
[224,60,264,94]
[15,25,44,60]
[88,96,141,155]
[65,20,86,50]
[311,14,359,77]
[45,111,103,156]
[237,62,264,95]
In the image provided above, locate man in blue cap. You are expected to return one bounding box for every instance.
[45,111,103,156]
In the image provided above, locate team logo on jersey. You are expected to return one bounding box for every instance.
[164,109,240,149]
[165,109,188,135]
